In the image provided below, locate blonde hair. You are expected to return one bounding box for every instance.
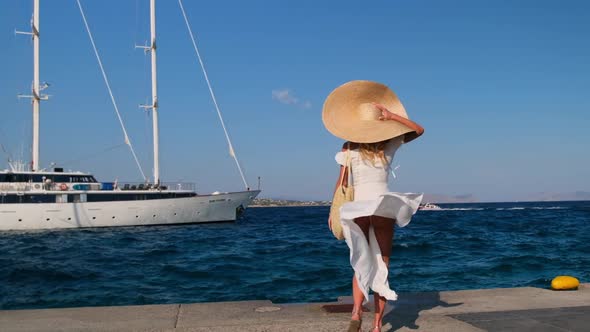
[357,140,389,166]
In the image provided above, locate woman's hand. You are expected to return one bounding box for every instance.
[373,103,400,121]
[372,102,425,140]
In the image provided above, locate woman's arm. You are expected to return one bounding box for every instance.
[373,103,424,140]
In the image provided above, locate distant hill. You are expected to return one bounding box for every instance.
[422,193,478,204]
[257,191,590,206]
[521,191,590,202]
[423,192,590,203]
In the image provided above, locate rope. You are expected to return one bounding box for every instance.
[76,0,147,181]
[0,142,12,163]
[0,126,14,162]
[177,0,250,190]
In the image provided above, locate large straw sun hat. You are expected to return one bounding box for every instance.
[322,80,417,143]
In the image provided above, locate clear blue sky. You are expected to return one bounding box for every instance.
[1,0,589,201]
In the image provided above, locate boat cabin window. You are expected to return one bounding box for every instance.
[32,175,44,182]
[0,195,56,204]
[68,176,97,183]
[0,174,31,182]
[0,173,97,183]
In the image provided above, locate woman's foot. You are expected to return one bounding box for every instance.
[347,308,363,332]
[371,326,381,332]
[347,319,362,332]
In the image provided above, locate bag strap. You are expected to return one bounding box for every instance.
[340,142,352,191]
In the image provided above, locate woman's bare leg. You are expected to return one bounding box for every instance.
[351,275,364,321]
[351,216,371,323]
[370,216,395,331]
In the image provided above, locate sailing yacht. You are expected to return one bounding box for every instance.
[0,0,260,231]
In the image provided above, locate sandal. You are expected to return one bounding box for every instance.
[347,308,363,332]
[347,319,362,332]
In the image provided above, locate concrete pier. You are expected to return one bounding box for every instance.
[1,284,588,331]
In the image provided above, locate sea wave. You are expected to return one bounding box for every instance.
[428,206,571,211]
[437,208,485,211]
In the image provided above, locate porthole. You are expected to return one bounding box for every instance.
[112,216,116,219]
[136,215,139,218]
[92,217,96,220]
[46,218,50,221]
[153,214,156,218]
[67,218,71,221]
[18,219,22,222]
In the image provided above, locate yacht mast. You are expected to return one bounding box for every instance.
[17,0,47,171]
[148,0,160,184]
[138,0,160,184]
[31,0,40,171]
[17,0,43,171]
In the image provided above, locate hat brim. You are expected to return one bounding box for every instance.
[322,80,417,143]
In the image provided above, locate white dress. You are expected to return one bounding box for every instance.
[335,137,423,302]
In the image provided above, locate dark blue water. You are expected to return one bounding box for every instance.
[1,201,589,310]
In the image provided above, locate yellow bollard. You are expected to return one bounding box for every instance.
[551,276,580,290]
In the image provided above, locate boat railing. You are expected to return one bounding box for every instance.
[161,182,196,191]
[0,181,196,192]
[118,182,195,191]
[0,182,104,192]
[0,183,37,192]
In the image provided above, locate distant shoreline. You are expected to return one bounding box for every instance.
[250,198,330,208]
[249,198,590,207]
[250,204,329,208]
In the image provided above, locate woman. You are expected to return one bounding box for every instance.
[322,81,424,332]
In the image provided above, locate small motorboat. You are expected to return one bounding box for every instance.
[419,203,442,211]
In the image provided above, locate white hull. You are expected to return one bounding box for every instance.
[0,190,259,231]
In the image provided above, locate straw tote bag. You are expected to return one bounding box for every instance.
[329,147,354,240]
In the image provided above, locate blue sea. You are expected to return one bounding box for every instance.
[1,201,589,310]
